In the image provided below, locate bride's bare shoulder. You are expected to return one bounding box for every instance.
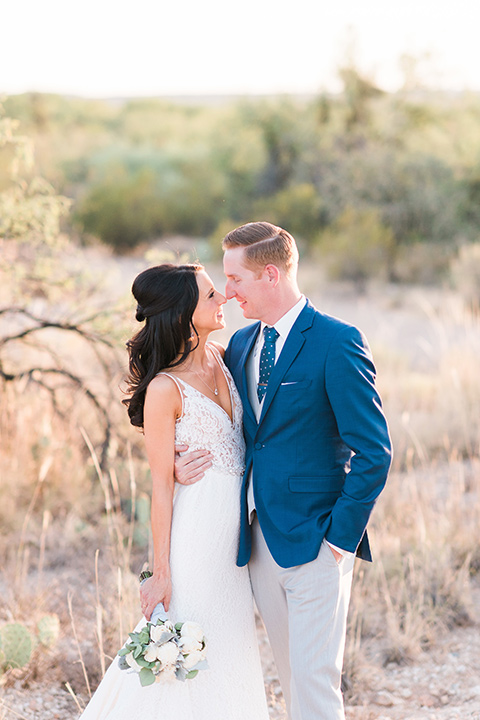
[208,341,225,359]
[146,373,182,410]
[148,372,179,390]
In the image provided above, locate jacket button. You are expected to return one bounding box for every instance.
[254,442,263,450]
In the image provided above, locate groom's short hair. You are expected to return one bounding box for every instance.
[222,221,299,276]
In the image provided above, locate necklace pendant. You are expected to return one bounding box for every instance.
[214,388,218,395]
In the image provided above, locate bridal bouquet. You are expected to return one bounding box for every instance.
[118,618,207,686]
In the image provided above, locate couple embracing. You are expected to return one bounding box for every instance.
[80,222,392,720]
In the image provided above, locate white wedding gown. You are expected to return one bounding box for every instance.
[79,348,269,720]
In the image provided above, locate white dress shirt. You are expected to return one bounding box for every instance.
[250,295,307,390]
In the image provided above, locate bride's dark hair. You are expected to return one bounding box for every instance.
[123,263,203,428]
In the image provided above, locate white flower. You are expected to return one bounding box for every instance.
[144,638,180,664]
[179,636,202,654]
[144,643,160,663]
[150,623,173,643]
[156,640,180,666]
[152,620,174,636]
[157,663,177,682]
[182,649,204,670]
[180,621,204,643]
[125,651,142,672]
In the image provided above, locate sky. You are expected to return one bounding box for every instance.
[1,0,479,98]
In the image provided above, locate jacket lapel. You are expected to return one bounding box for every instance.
[259,302,315,424]
[235,322,260,427]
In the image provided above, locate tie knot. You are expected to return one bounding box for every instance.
[263,326,279,344]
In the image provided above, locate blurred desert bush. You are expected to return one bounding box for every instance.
[316,207,394,289]
[1,86,480,710]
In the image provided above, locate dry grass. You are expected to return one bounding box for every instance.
[1,254,479,715]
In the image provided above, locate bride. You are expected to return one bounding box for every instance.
[79,263,268,719]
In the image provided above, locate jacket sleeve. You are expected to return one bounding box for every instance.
[324,324,392,553]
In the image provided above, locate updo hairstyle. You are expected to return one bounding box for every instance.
[123,263,202,428]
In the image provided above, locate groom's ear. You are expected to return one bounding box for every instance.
[264,264,281,286]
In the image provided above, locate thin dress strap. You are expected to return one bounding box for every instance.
[156,372,185,418]
[208,343,234,422]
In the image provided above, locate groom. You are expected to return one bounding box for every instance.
[178,222,392,720]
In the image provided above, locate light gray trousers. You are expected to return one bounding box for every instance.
[249,517,355,720]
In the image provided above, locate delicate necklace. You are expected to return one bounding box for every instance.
[191,362,218,396]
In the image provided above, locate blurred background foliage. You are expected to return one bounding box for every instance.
[2,70,480,292]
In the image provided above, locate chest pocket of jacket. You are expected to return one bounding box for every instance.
[279,379,312,389]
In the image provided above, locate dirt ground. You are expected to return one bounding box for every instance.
[0,572,478,720]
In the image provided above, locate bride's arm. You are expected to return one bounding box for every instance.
[140,376,180,620]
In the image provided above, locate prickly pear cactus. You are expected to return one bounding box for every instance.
[36,614,60,648]
[0,623,34,671]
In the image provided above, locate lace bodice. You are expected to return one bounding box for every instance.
[160,352,245,477]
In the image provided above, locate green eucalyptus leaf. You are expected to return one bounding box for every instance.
[139,668,156,686]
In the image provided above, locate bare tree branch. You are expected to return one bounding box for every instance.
[0,306,118,350]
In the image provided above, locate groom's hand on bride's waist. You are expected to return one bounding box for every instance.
[174,444,212,485]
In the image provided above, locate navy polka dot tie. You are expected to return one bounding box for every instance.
[257,326,279,402]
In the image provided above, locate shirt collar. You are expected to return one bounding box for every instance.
[260,295,306,341]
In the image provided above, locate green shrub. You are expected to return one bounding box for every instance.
[75,166,159,251]
[252,183,327,246]
[316,206,394,288]
[75,148,225,251]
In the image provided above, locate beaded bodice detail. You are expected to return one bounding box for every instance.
[160,350,245,477]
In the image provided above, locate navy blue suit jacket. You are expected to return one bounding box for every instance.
[224,300,392,569]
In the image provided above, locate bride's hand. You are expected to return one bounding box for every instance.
[174,444,212,485]
[140,572,172,620]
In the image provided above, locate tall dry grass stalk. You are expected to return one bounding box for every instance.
[67,592,91,698]
[64,683,84,715]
